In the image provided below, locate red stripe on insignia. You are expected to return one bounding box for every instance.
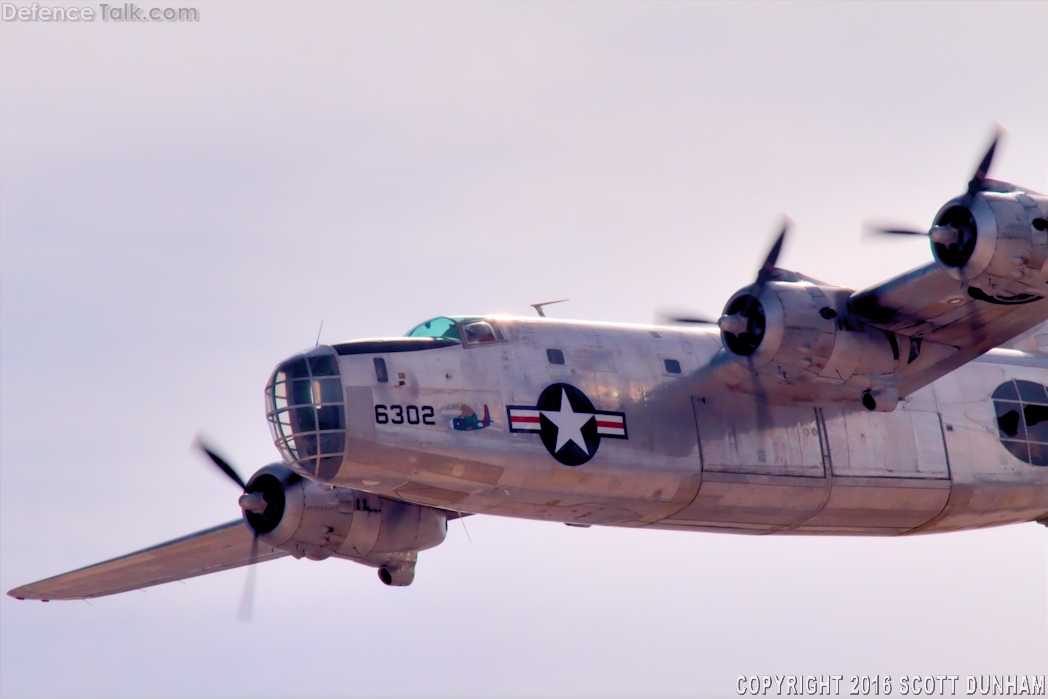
[595,419,621,428]
[513,416,541,424]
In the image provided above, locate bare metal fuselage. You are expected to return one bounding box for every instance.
[317,318,1048,536]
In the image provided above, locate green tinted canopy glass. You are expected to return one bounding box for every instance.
[406,317,461,341]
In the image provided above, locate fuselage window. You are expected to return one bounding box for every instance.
[664,358,682,374]
[993,380,1048,466]
[374,357,389,383]
[547,348,565,365]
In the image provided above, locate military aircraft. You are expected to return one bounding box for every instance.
[9,133,1048,604]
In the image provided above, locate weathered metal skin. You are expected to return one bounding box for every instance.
[293,320,1047,537]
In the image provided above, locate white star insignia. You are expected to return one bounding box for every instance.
[541,388,594,454]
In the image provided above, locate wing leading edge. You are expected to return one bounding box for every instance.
[8,520,286,601]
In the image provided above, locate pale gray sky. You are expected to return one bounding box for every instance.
[1,2,1046,697]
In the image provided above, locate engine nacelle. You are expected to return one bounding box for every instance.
[241,464,447,581]
[931,185,1048,291]
[716,281,903,409]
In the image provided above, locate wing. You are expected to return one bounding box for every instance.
[849,260,1048,395]
[681,183,1048,408]
[8,520,286,601]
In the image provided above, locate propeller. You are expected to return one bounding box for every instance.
[864,131,1003,355]
[658,313,717,325]
[731,220,790,431]
[238,538,259,623]
[666,221,790,427]
[754,223,787,289]
[661,223,787,330]
[865,129,1000,242]
[197,440,247,490]
[717,220,789,341]
[195,438,262,622]
[964,131,998,204]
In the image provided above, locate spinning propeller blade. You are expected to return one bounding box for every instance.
[965,130,999,203]
[744,220,789,431]
[865,129,1001,240]
[194,438,260,622]
[661,220,788,329]
[660,314,717,325]
[196,439,247,491]
[754,222,788,290]
[238,536,259,623]
[864,226,928,237]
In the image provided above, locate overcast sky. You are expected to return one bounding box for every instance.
[1,2,1046,697]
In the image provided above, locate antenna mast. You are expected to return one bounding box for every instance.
[530,299,569,317]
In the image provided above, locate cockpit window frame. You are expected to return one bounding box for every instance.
[404,315,506,349]
[459,318,506,348]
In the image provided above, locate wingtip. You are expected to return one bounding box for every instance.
[7,586,42,601]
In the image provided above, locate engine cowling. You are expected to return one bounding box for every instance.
[722,281,898,375]
[931,185,1048,289]
[241,464,447,584]
[715,280,903,409]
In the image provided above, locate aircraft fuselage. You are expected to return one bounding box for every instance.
[267,317,1048,536]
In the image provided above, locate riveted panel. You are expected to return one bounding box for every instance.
[694,398,825,477]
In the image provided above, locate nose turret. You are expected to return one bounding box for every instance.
[265,346,346,481]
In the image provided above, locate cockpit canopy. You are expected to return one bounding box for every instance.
[405,316,504,345]
[265,346,345,481]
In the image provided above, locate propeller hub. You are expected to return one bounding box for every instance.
[928,224,958,245]
[718,313,749,335]
[932,205,979,269]
[239,492,268,515]
[721,294,766,356]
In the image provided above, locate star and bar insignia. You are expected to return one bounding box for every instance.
[507,383,627,466]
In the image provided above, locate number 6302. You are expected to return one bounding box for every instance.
[375,404,435,426]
